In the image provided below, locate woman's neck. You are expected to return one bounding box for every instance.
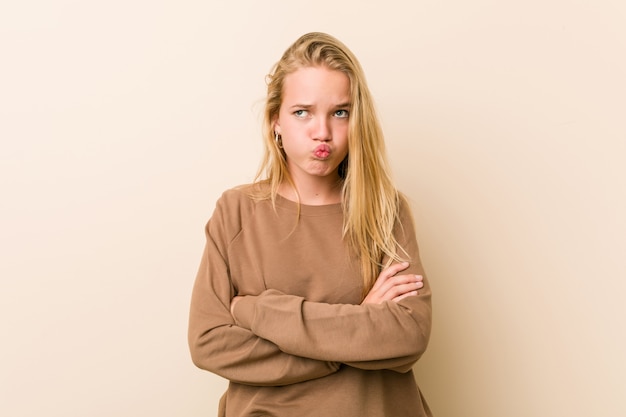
[278,176,343,206]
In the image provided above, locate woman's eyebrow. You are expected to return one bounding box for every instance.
[288,104,313,109]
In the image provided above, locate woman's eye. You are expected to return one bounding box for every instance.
[335,109,349,118]
[294,110,308,118]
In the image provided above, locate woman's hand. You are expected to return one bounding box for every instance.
[230,295,244,316]
[361,262,423,305]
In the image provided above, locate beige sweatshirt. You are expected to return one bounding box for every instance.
[188,184,433,417]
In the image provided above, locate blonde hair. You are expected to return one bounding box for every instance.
[254,32,405,297]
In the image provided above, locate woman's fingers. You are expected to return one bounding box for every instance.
[377,274,423,299]
[363,269,423,305]
[371,262,410,291]
[393,290,419,303]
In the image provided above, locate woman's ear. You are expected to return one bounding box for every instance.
[272,116,281,135]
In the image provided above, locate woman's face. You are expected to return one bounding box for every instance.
[274,66,350,185]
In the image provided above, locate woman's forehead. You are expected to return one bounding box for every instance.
[282,66,351,105]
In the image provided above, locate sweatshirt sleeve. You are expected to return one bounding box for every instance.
[231,197,432,372]
[188,192,340,386]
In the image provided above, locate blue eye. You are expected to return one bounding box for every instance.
[294,110,308,118]
[335,109,349,118]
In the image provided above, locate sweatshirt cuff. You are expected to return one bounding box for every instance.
[232,295,258,330]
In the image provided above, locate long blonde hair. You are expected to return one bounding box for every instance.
[255,32,405,297]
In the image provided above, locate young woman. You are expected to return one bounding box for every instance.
[188,32,433,417]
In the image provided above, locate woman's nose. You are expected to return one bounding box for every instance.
[312,117,331,141]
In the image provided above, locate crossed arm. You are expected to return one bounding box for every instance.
[188,197,432,386]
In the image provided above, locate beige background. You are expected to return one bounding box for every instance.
[1,1,625,416]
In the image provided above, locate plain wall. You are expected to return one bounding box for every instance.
[1,1,624,416]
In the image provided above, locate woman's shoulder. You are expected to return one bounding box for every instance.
[396,191,418,225]
[214,182,271,215]
[207,183,268,237]
[219,182,268,203]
